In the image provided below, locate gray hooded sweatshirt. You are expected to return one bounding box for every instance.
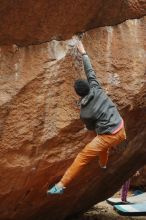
[80,54,122,134]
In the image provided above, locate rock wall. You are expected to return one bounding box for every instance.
[0,0,146,46]
[0,1,146,220]
[131,166,146,189]
[0,17,146,220]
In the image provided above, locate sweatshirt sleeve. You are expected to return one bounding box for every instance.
[82,54,101,88]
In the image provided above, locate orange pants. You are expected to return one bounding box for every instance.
[60,127,126,187]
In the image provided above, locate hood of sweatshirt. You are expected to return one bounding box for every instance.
[81,90,94,107]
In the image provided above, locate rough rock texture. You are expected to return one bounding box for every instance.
[0,0,146,46]
[131,166,146,189]
[0,15,146,220]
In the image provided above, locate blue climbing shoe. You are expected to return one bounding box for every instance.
[47,185,64,195]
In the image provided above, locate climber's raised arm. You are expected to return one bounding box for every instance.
[76,41,101,88]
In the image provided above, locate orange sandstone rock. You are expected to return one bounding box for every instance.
[0,4,146,220]
[0,0,145,46]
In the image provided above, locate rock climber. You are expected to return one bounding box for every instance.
[47,39,126,195]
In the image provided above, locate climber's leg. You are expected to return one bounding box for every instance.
[47,127,126,194]
[98,149,109,168]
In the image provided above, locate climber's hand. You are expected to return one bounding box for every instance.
[76,41,86,55]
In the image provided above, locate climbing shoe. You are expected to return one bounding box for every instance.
[47,185,65,195]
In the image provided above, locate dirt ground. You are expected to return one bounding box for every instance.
[86,201,146,220]
[69,201,146,220]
